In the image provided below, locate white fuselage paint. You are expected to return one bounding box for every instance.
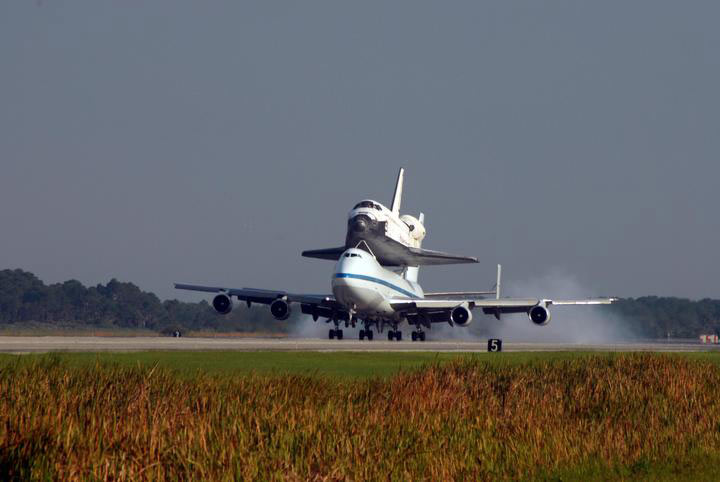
[331,248,424,321]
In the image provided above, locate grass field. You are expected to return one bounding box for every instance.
[4,350,719,378]
[0,351,468,379]
[2,351,720,480]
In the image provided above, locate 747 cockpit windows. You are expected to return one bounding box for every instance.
[343,253,363,258]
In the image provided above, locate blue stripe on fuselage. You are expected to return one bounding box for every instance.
[334,273,419,299]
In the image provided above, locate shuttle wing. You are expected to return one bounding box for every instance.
[301,246,346,261]
[301,245,477,265]
[404,247,478,265]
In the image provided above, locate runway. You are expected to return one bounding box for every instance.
[0,336,718,353]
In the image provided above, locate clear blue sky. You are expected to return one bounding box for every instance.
[1,1,718,300]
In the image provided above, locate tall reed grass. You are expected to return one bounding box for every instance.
[1,354,719,479]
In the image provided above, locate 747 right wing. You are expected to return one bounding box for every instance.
[390,296,617,325]
[174,283,350,322]
[174,283,334,306]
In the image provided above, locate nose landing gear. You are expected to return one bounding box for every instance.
[411,331,426,342]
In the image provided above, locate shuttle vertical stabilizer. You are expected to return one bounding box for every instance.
[390,167,404,215]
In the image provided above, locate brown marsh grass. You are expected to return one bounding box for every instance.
[1,354,719,480]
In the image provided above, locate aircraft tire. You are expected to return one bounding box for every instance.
[368,331,374,341]
[396,331,402,341]
[387,331,394,341]
[411,332,418,342]
[329,329,335,340]
[359,330,365,341]
[337,330,343,340]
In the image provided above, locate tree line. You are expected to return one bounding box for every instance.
[0,269,288,334]
[1,268,719,338]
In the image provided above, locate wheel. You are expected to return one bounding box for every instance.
[420,332,426,342]
[396,331,402,341]
[359,330,365,341]
[411,332,418,342]
[337,330,344,340]
[368,330,374,341]
[329,329,335,340]
[387,331,394,341]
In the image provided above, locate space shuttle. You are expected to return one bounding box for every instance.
[302,168,478,267]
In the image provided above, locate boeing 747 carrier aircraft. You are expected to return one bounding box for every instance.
[176,170,615,341]
[176,247,613,341]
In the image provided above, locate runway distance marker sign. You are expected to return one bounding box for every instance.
[488,339,502,352]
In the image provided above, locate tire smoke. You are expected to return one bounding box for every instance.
[430,268,630,343]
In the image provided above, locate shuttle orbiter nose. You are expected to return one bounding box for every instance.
[350,214,373,233]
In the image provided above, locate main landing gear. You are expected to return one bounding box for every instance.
[387,330,402,341]
[411,331,426,342]
[328,329,343,340]
[358,329,374,341]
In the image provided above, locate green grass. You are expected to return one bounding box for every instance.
[0,351,464,378]
[2,350,719,379]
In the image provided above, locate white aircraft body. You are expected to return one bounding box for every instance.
[302,168,478,267]
[176,249,615,341]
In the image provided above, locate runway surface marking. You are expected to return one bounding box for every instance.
[0,336,717,353]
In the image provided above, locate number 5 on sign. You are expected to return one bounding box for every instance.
[487,339,502,352]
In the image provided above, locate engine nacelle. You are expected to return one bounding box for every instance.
[400,214,426,241]
[212,293,237,315]
[450,304,473,327]
[270,299,292,320]
[528,304,551,326]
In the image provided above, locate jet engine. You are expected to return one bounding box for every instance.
[450,304,473,327]
[400,215,426,241]
[528,304,551,326]
[270,299,292,320]
[212,293,237,315]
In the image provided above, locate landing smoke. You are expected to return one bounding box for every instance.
[424,268,631,343]
[291,313,333,338]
